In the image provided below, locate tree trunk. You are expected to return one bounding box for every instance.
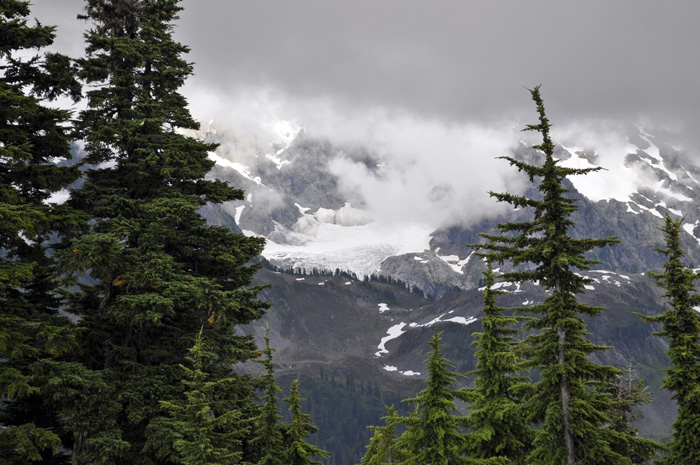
[557,324,575,465]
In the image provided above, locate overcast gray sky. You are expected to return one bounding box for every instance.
[35,1,700,123]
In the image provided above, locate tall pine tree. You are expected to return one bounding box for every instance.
[480,86,657,465]
[644,215,700,465]
[57,0,269,462]
[0,1,83,462]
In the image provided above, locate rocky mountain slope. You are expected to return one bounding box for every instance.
[190,120,700,464]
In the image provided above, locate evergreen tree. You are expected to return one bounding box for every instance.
[644,215,700,465]
[397,329,481,465]
[160,329,246,465]
[480,86,657,465]
[251,329,285,465]
[284,379,329,465]
[462,258,532,465]
[359,406,401,465]
[58,0,269,462]
[0,1,82,462]
[603,364,661,463]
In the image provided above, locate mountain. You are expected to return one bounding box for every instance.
[190,120,699,464]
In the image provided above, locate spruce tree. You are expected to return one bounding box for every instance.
[284,379,329,465]
[58,0,269,462]
[0,1,82,462]
[462,258,532,465]
[251,330,285,465]
[398,329,485,465]
[644,215,700,465]
[480,86,657,465]
[160,329,246,465]
[359,406,402,465]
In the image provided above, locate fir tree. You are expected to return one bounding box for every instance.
[644,215,700,465]
[251,329,285,465]
[58,0,269,462]
[462,258,532,465]
[359,406,401,465]
[284,379,329,465]
[160,329,246,465]
[0,1,82,462]
[480,86,657,465]
[398,329,479,465]
[603,364,661,463]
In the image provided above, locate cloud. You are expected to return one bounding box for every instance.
[189,87,526,229]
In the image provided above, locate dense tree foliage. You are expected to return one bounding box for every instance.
[47,0,268,462]
[160,329,245,465]
[462,258,532,465]
[397,329,471,465]
[251,330,286,465]
[0,1,82,462]
[644,215,700,465]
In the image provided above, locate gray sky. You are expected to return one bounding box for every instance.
[35,0,700,126]
[27,1,700,231]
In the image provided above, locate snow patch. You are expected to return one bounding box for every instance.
[378,303,390,313]
[383,365,398,372]
[376,323,407,357]
[435,249,473,274]
[234,205,245,224]
[208,152,264,185]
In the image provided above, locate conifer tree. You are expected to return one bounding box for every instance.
[160,329,246,465]
[359,406,402,465]
[462,258,532,465]
[0,1,82,461]
[603,365,660,463]
[480,86,657,465]
[398,329,481,465]
[644,215,700,465]
[284,379,329,465]
[58,0,269,462]
[251,330,285,465]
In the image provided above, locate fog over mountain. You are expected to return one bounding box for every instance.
[41,1,700,135]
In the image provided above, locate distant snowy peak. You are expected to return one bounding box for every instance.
[559,127,699,211]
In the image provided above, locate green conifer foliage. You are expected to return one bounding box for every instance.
[0,1,82,461]
[645,215,700,465]
[251,330,285,465]
[359,406,401,465]
[284,379,329,465]
[398,329,475,465]
[58,0,269,462]
[480,86,656,465]
[160,329,246,465]
[462,258,532,465]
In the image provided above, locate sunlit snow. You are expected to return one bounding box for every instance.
[378,303,390,313]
